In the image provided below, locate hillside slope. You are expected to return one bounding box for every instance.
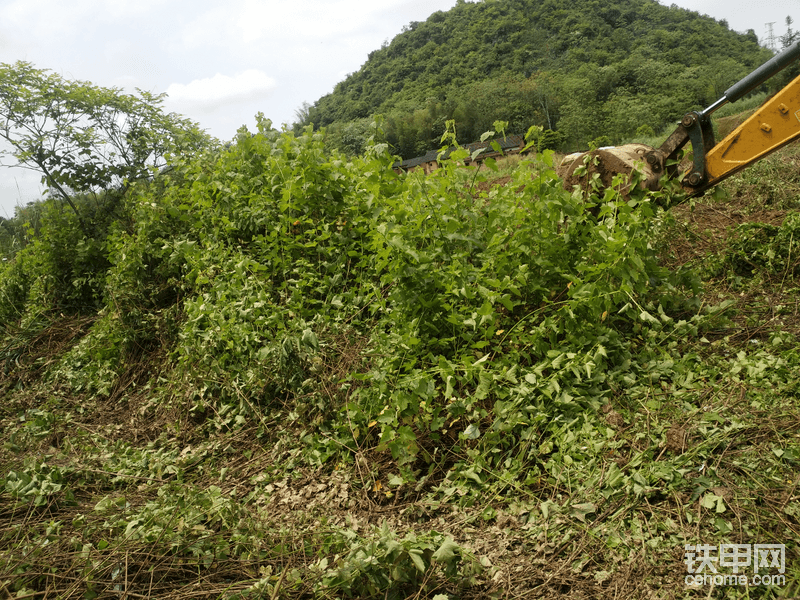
[0,116,799,597]
[299,0,774,157]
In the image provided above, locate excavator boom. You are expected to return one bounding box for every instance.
[703,72,800,188]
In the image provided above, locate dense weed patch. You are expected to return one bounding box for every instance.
[0,122,798,598]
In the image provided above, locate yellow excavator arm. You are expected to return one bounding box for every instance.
[559,40,800,198]
[704,72,800,187]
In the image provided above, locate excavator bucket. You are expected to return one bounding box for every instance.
[557,143,664,198]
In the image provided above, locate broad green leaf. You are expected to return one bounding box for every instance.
[570,502,596,523]
[462,424,481,440]
[409,548,426,573]
[432,537,460,563]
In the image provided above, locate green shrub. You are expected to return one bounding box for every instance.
[726,213,800,276]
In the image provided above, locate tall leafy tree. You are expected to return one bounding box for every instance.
[0,61,211,231]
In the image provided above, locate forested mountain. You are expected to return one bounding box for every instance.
[297,0,777,157]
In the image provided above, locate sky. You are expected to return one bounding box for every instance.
[0,0,796,217]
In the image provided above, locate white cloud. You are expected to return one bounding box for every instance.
[165,70,278,113]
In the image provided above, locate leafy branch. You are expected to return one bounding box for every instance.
[0,61,211,232]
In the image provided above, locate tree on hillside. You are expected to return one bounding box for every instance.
[781,16,797,48]
[0,61,211,232]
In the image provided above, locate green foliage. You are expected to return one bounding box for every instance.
[0,62,213,334]
[93,484,248,560]
[0,60,211,229]
[295,142,697,479]
[53,312,124,394]
[149,119,394,419]
[14,121,698,471]
[0,193,125,327]
[322,117,386,156]
[4,459,75,507]
[724,213,800,277]
[307,525,478,597]
[0,251,32,325]
[298,0,773,155]
[2,110,800,597]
